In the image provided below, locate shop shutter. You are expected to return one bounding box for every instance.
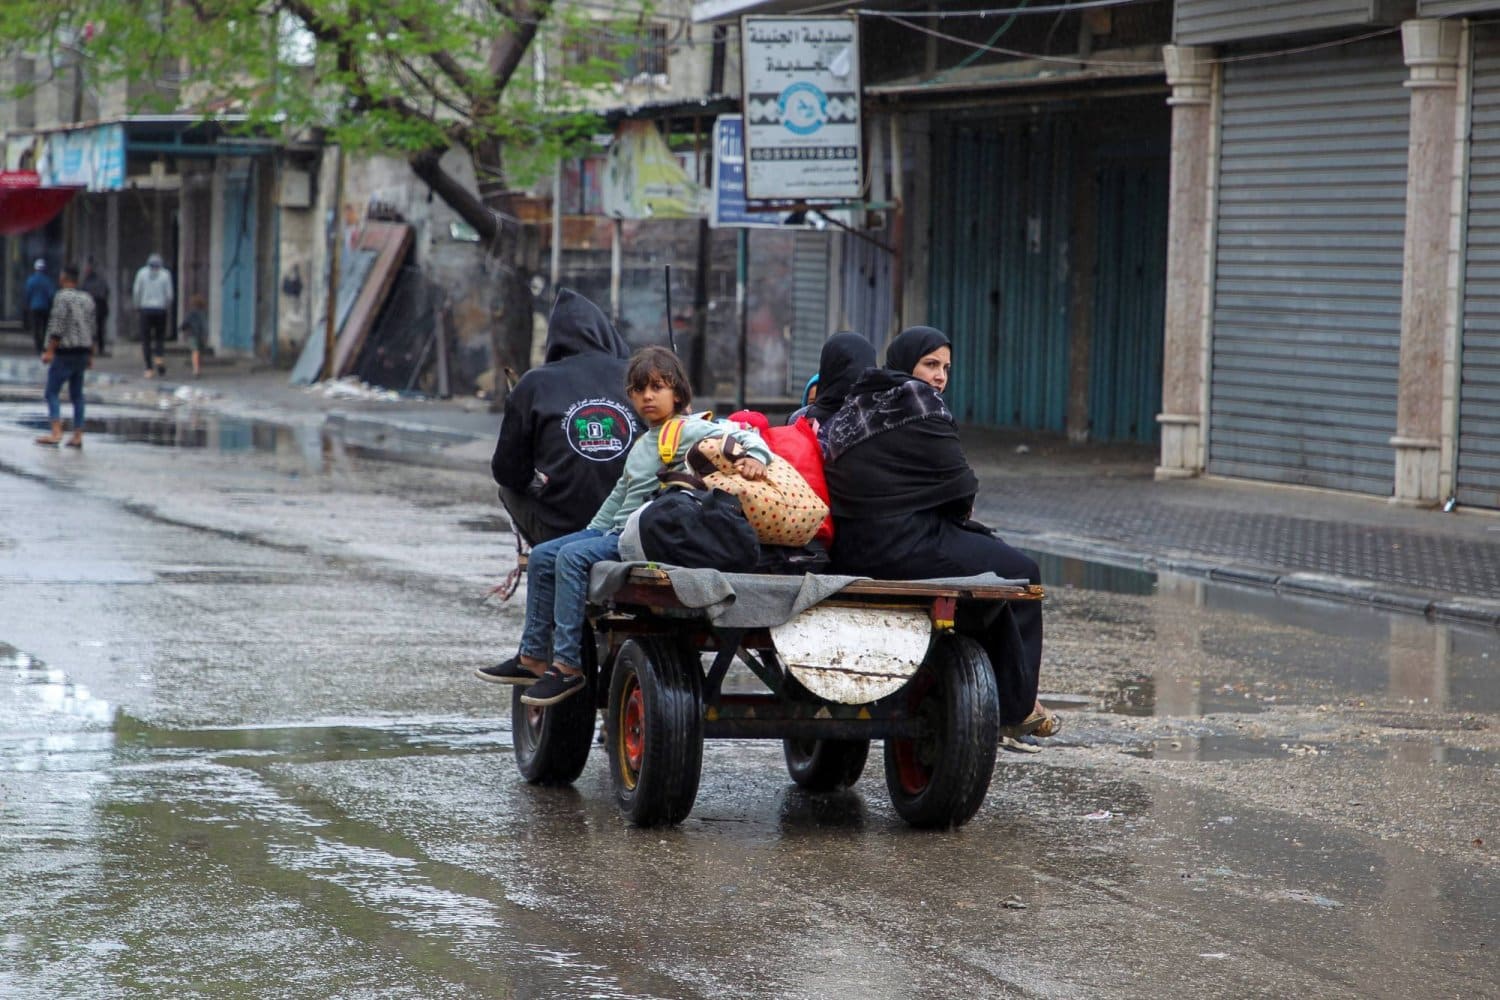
[839,228,893,352]
[787,231,830,396]
[1457,27,1500,508]
[1208,40,1407,493]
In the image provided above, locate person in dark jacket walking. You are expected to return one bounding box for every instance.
[25,259,55,353]
[489,288,642,547]
[80,257,110,357]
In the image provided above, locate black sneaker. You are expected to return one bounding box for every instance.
[519,668,586,707]
[475,656,540,686]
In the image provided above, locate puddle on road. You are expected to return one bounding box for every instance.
[17,411,286,451]
[1032,550,1158,596]
[2,643,115,733]
[1028,553,1500,721]
[112,713,511,762]
[10,408,448,471]
[1120,733,1495,766]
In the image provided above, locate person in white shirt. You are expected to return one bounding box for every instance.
[132,252,174,378]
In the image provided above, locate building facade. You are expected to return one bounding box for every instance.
[1160,0,1500,510]
[695,0,1174,442]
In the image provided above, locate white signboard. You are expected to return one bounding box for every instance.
[38,124,126,192]
[740,15,862,201]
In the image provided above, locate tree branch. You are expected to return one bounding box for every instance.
[486,0,552,89]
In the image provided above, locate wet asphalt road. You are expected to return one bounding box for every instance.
[1,401,1496,999]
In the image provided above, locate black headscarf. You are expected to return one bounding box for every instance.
[805,331,877,426]
[885,326,951,377]
[822,368,978,520]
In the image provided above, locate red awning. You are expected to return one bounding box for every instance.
[0,172,82,236]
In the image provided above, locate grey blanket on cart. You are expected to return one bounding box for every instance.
[587,562,1026,629]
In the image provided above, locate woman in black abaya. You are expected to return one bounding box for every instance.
[823,326,1057,737]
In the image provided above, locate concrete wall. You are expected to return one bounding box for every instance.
[287,147,498,393]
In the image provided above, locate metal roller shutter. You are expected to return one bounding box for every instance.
[1208,40,1407,494]
[839,229,893,350]
[1458,28,1500,509]
[787,231,830,396]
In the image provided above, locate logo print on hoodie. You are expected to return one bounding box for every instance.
[562,398,636,461]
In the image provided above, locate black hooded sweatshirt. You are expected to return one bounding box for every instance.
[491,289,642,539]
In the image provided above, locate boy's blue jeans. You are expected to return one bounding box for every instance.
[518,528,620,670]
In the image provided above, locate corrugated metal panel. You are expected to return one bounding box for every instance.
[1420,1,1500,16]
[839,229,893,346]
[1089,157,1168,443]
[787,230,830,396]
[1176,0,1387,46]
[1208,40,1406,494]
[1457,27,1500,508]
[929,117,1072,431]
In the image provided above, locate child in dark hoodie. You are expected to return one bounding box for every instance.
[490,289,641,545]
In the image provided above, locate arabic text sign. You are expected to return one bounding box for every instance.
[740,15,862,201]
[711,115,803,229]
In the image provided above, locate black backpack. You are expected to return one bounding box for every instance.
[635,485,760,571]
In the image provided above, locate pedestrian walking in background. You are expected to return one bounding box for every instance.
[80,257,111,358]
[181,293,208,377]
[132,252,173,379]
[34,263,95,449]
[25,259,55,353]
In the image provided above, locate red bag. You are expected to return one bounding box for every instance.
[759,416,833,547]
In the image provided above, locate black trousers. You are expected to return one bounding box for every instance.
[832,511,1043,725]
[29,309,49,352]
[94,309,108,354]
[139,309,167,369]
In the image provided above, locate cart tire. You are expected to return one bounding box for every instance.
[606,637,703,826]
[511,636,597,786]
[883,634,999,828]
[783,738,870,791]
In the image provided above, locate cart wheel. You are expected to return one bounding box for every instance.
[883,634,999,828]
[783,738,870,791]
[511,636,597,786]
[606,637,703,826]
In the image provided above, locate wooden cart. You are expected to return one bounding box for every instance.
[510,565,1044,828]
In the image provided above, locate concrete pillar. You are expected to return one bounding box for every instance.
[1392,19,1462,506]
[1156,45,1214,479]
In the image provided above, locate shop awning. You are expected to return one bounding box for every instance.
[0,172,81,236]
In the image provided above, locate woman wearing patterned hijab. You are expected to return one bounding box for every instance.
[821,325,1058,739]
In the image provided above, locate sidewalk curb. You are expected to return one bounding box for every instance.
[1005,528,1500,628]
[7,358,1497,629]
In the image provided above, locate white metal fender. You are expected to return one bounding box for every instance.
[770,605,932,705]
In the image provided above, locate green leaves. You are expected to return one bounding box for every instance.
[1,0,656,185]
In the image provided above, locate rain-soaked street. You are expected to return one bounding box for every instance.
[1,399,1496,999]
